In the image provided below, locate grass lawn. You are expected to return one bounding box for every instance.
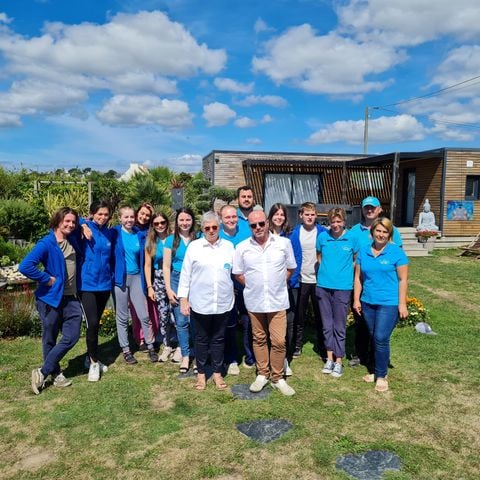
[0,249,479,479]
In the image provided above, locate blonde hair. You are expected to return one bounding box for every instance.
[371,217,394,241]
[327,207,346,223]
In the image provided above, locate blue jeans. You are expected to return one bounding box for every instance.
[361,302,398,378]
[170,270,193,357]
[36,296,82,377]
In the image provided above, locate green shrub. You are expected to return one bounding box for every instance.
[0,198,48,241]
[0,236,32,264]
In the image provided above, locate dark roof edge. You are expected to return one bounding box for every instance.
[202,149,365,160]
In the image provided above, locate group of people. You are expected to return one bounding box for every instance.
[20,186,408,396]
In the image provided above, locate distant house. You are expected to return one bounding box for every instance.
[202,148,480,237]
[119,163,149,182]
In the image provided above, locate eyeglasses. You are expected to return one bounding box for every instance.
[204,225,218,232]
[249,221,266,229]
[153,220,167,226]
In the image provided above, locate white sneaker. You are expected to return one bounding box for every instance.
[322,360,335,374]
[331,362,343,378]
[171,347,182,363]
[271,378,296,396]
[159,346,173,362]
[31,368,45,395]
[88,362,100,382]
[84,356,108,373]
[52,372,72,388]
[284,358,293,377]
[227,362,240,375]
[249,374,269,393]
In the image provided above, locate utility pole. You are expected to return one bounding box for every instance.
[363,106,369,154]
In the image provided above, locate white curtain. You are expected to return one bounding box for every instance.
[292,175,319,204]
[264,174,291,213]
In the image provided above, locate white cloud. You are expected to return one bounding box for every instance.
[0,10,226,125]
[307,114,427,144]
[202,102,236,127]
[253,25,402,95]
[0,112,21,127]
[0,13,12,24]
[254,18,275,34]
[235,116,256,128]
[97,95,193,128]
[261,114,272,123]
[166,153,202,172]
[246,137,262,145]
[0,79,87,115]
[236,94,287,107]
[430,123,474,142]
[214,77,254,94]
[337,0,480,47]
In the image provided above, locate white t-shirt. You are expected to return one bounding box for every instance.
[299,226,317,284]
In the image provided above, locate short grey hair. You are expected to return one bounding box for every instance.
[201,211,220,228]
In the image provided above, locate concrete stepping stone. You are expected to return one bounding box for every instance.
[336,450,402,480]
[236,419,293,444]
[231,383,271,400]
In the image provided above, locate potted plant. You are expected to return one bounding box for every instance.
[415,230,440,251]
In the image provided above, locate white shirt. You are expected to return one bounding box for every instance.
[233,234,296,313]
[299,226,317,283]
[177,237,235,315]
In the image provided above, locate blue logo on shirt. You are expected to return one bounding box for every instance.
[224,263,231,269]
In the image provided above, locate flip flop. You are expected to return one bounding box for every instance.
[194,375,206,391]
[375,378,389,392]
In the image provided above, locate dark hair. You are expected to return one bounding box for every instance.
[145,211,170,257]
[267,203,291,235]
[236,185,253,198]
[49,207,78,230]
[135,202,154,229]
[89,200,111,216]
[172,207,196,257]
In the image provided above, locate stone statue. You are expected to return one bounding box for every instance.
[417,199,438,231]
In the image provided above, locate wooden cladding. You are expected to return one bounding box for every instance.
[243,161,392,210]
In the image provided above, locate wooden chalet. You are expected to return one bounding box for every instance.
[202,148,480,237]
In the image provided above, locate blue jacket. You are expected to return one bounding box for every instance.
[113,225,145,289]
[288,223,327,288]
[19,230,83,308]
[80,220,116,292]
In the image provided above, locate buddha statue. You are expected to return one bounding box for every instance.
[417,199,438,231]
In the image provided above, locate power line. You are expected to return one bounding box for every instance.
[376,74,480,108]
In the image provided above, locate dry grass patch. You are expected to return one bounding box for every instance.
[150,384,175,412]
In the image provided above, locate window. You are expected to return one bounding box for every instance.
[264,173,322,212]
[465,175,480,200]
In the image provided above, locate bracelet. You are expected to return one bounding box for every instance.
[147,286,153,289]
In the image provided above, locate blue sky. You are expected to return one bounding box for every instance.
[0,0,479,173]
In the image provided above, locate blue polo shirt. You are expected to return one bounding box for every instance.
[153,237,166,269]
[350,223,403,248]
[219,224,250,247]
[316,230,358,290]
[164,234,192,273]
[356,243,408,306]
[236,208,252,240]
[121,229,141,275]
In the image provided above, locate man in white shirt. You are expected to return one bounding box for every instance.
[233,210,297,396]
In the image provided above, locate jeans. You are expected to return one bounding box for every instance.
[361,302,398,378]
[224,306,239,365]
[191,310,228,374]
[235,286,255,365]
[36,296,82,377]
[170,270,193,357]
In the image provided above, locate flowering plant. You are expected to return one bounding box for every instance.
[415,230,440,241]
[400,296,431,327]
[99,308,117,337]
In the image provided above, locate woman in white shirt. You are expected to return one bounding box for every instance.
[178,211,235,391]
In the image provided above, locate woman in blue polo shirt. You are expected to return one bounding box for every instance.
[353,217,409,393]
[163,207,197,373]
[316,208,358,379]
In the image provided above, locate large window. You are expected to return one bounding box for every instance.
[264,173,322,212]
[465,175,480,200]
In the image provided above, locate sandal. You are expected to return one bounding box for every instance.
[193,365,198,375]
[194,374,206,391]
[375,377,389,392]
[212,374,228,390]
[179,357,190,374]
[363,373,375,383]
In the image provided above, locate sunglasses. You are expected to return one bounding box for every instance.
[204,225,219,232]
[153,220,167,226]
[249,221,266,229]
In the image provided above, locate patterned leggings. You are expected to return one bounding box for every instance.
[153,269,176,347]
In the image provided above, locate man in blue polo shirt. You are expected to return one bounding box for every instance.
[219,204,254,374]
[349,196,402,368]
[236,185,254,239]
